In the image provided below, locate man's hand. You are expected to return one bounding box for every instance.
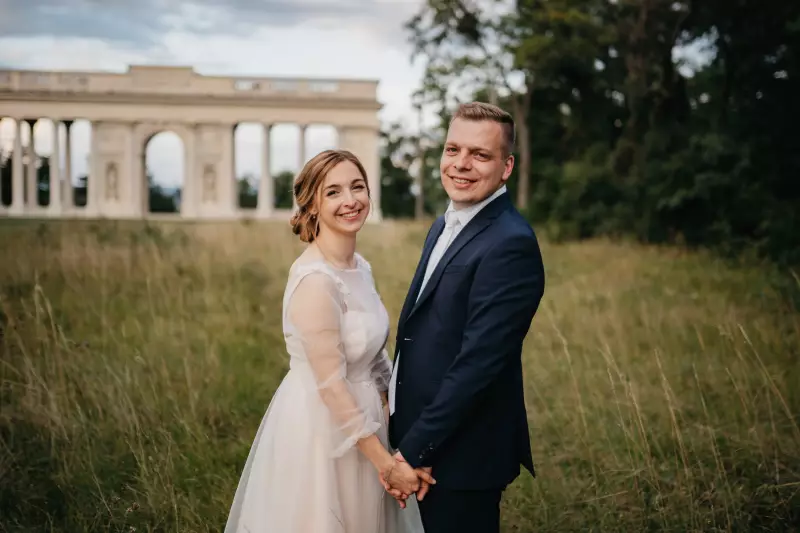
[393,452,436,501]
[382,455,421,495]
[416,466,434,501]
[379,452,437,508]
[378,470,408,508]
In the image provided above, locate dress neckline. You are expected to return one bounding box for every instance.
[294,252,362,274]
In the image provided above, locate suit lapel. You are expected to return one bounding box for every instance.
[406,193,511,321]
[397,217,445,328]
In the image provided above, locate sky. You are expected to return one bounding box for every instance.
[0,0,431,189]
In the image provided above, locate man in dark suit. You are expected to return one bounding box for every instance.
[386,102,546,533]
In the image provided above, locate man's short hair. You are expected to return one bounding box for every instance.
[450,101,516,156]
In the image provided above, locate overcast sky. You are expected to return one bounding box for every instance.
[0,0,430,188]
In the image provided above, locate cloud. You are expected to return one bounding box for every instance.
[0,0,429,189]
[0,36,150,71]
[1,0,421,52]
[0,0,170,46]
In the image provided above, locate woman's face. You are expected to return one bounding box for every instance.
[315,160,370,237]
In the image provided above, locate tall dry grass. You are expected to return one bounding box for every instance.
[1,219,798,532]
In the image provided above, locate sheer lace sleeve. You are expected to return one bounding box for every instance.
[370,347,393,393]
[287,269,381,457]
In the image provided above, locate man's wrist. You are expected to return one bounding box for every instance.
[397,442,426,469]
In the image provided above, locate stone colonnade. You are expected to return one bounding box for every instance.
[2,118,74,216]
[1,118,381,220]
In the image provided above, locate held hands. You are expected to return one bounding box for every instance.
[379,451,435,508]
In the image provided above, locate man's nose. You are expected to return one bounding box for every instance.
[455,152,472,170]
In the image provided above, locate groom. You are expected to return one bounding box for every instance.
[386,102,546,532]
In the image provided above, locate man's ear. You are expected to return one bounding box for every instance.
[502,154,515,182]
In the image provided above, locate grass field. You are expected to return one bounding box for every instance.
[1,218,798,532]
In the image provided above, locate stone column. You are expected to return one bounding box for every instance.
[10,119,24,214]
[338,125,382,221]
[120,121,135,218]
[87,121,99,215]
[295,124,307,210]
[257,123,273,217]
[25,118,37,208]
[49,120,61,214]
[221,122,236,217]
[129,123,146,218]
[182,124,197,218]
[63,120,73,210]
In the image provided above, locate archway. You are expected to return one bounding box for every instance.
[233,122,263,210]
[69,119,92,208]
[0,117,15,207]
[144,131,184,214]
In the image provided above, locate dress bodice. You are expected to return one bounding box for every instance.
[282,253,391,384]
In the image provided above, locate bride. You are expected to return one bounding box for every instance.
[224,149,430,532]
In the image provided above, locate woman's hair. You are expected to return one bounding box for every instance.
[289,149,370,243]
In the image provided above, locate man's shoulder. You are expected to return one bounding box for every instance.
[490,207,540,245]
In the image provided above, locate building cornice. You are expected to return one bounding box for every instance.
[0,90,383,112]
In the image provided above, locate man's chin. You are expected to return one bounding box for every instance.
[446,189,478,205]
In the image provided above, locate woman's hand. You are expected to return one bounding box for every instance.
[382,459,421,495]
[378,470,408,508]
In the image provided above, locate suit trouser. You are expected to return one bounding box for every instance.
[417,485,503,533]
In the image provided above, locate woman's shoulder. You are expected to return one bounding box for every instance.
[288,253,349,296]
[353,251,372,273]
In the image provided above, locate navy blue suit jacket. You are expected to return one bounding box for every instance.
[389,191,545,490]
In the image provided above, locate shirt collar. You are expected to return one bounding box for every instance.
[445,185,507,228]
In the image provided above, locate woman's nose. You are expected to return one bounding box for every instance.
[342,190,357,205]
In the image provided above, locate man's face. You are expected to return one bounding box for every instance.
[439,117,514,209]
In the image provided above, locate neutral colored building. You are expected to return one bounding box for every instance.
[0,65,383,220]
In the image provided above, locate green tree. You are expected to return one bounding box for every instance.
[274,170,295,209]
[1,150,12,206]
[238,174,258,209]
[146,170,178,213]
[379,122,417,218]
[402,0,800,264]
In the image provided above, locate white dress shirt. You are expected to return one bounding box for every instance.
[388,185,507,415]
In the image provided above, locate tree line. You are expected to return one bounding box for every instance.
[378,0,799,266]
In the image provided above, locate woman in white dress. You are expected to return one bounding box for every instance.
[224,149,430,533]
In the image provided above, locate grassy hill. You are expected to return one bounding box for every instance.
[1,219,798,532]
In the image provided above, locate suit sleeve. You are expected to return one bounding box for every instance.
[397,233,545,468]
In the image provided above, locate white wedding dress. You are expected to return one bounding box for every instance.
[225,252,425,533]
